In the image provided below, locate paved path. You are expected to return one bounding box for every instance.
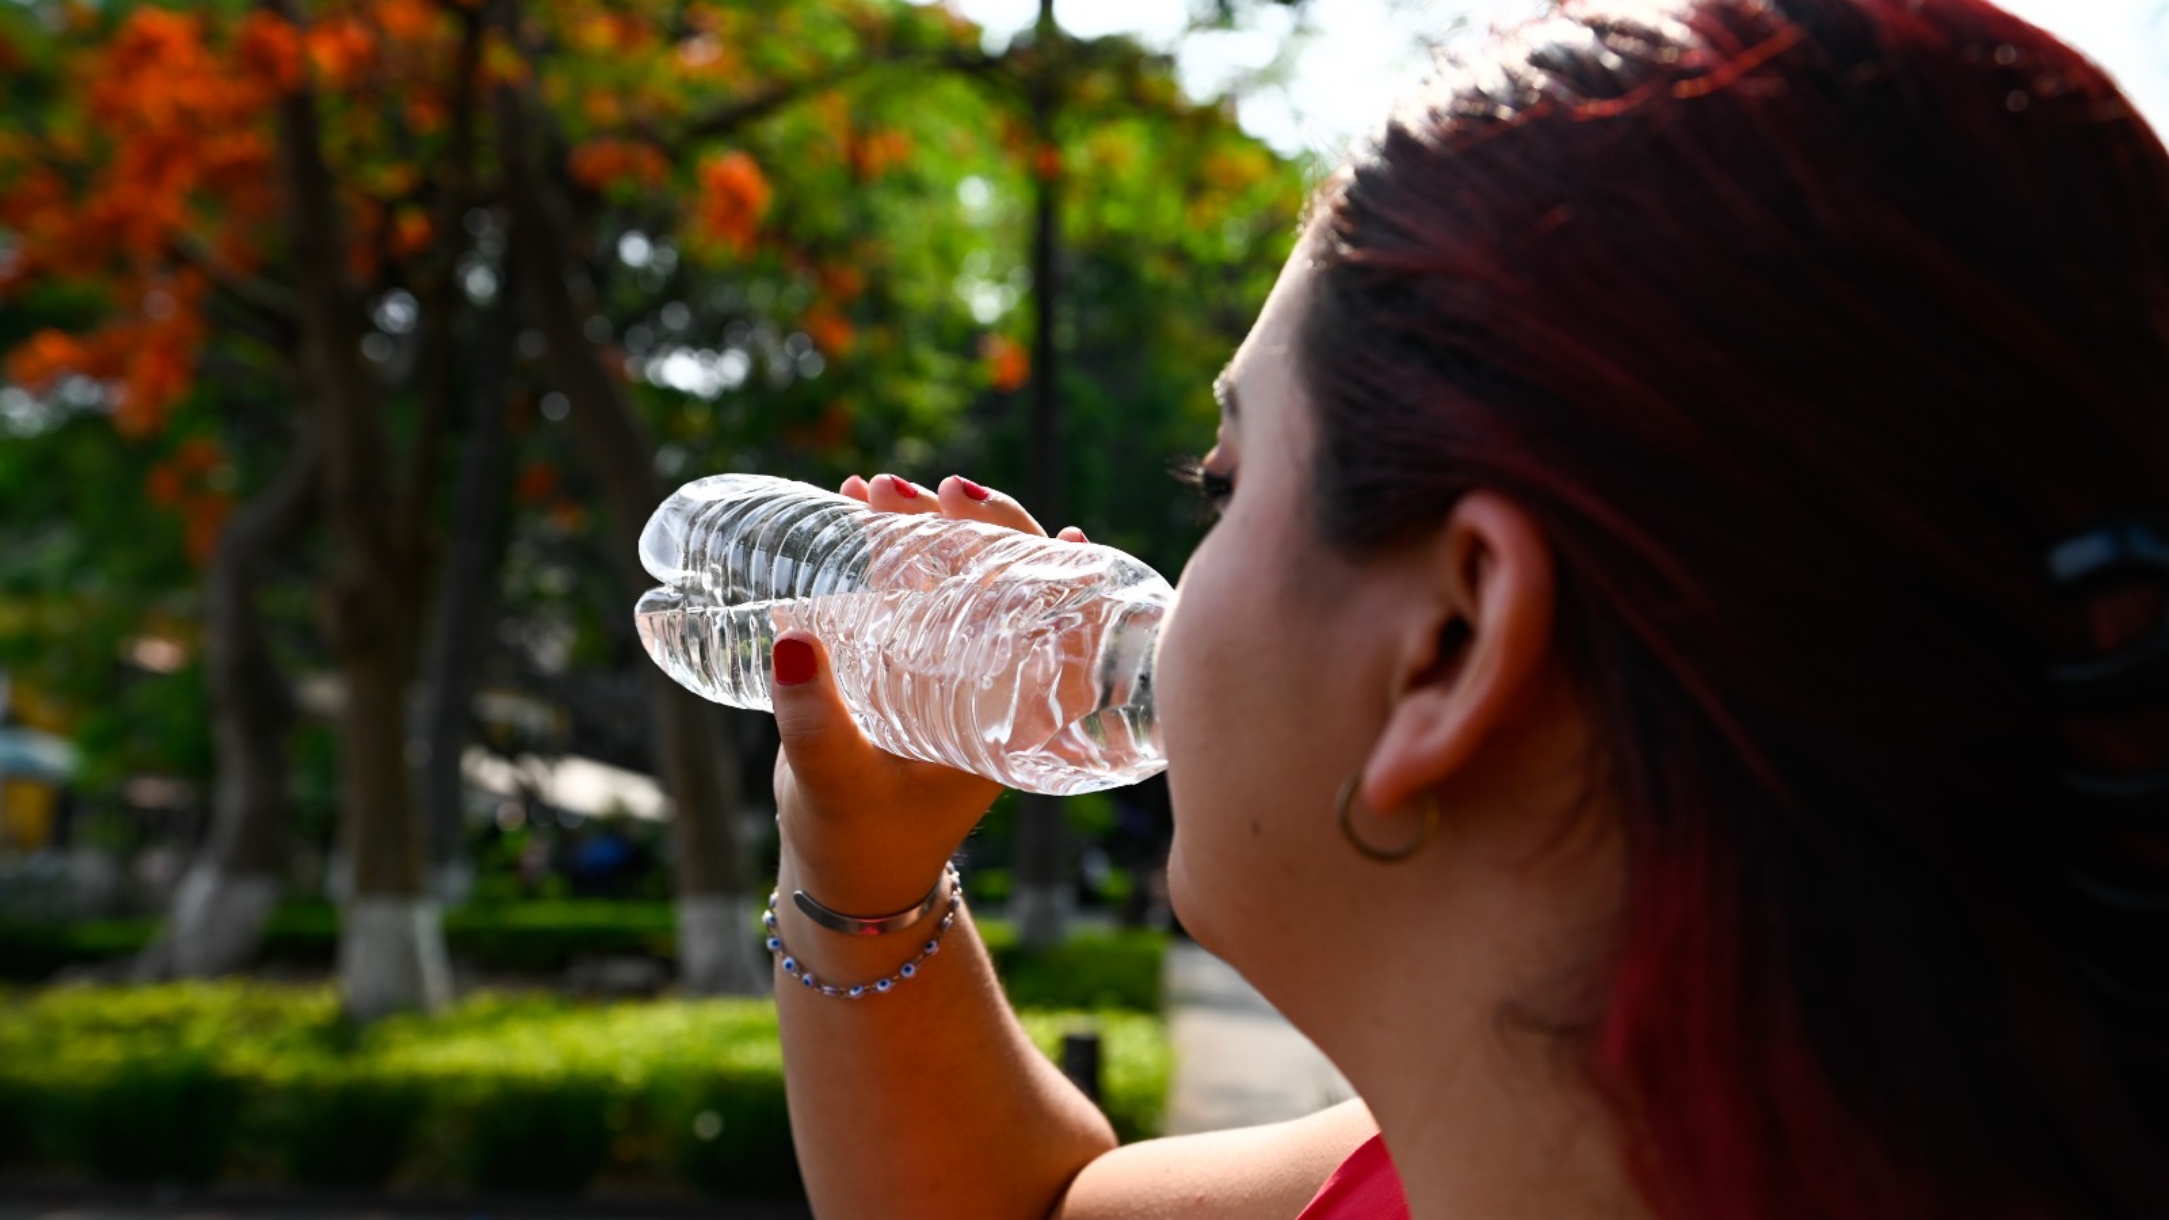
[1162,939,1357,1135]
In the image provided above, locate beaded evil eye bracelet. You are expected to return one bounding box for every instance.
[763,863,964,999]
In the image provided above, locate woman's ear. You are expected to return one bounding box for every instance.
[1360,491,1557,816]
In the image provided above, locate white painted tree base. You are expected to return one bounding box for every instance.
[1009,882,1072,951]
[149,865,282,978]
[677,896,768,996]
[340,898,453,1020]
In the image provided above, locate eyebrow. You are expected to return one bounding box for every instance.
[1212,367,1240,421]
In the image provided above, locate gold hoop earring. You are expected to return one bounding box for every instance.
[1336,773,1440,864]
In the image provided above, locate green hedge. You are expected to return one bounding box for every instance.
[985,924,1166,1013]
[0,905,675,981]
[0,907,1167,1012]
[0,918,157,981]
[0,983,1169,1196]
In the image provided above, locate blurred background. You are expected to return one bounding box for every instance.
[0,0,2161,1209]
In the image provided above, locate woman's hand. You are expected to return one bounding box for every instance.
[770,472,1087,920]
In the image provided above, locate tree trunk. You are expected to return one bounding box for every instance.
[1014,0,1070,950]
[273,0,446,1018]
[494,79,762,995]
[136,433,318,979]
[412,274,518,902]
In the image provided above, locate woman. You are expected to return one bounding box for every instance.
[757,0,2169,1216]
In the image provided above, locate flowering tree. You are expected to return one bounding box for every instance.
[0,0,1302,1012]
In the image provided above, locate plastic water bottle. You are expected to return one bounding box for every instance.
[634,474,1169,795]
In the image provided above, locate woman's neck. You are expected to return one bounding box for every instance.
[1298,784,1650,1220]
[1354,1017,1654,1220]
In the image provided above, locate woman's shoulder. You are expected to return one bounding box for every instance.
[1051,1098,1382,1220]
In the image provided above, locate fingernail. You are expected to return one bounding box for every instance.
[955,477,992,502]
[1071,529,1088,543]
[884,474,919,500]
[774,638,817,686]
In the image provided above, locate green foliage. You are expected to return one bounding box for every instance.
[70,1051,246,1184]
[0,908,1171,1014]
[0,1077,32,1169]
[0,410,210,794]
[0,982,1167,1194]
[0,11,1297,1037]
[987,924,1167,1013]
[663,1062,799,1197]
[1019,1010,1172,1142]
[439,901,679,971]
[0,917,155,980]
[463,1075,616,1194]
[272,1072,428,1189]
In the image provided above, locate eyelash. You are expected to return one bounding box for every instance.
[1169,454,1236,522]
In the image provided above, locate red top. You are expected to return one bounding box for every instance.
[1295,1133,1411,1220]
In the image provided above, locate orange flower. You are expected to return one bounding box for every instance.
[1031,143,1063,183]
[693,150,771,256]
[173,437,222,472]
[200,131,275,196]
[140,437,232,564]
[803,302,856,357]
[404,95,448,135]
[378,0,440,44]
[391,207,435,258]
[306,17,376,89]
[100,8,203,89]
[817,262,867,304]
[182,493,234,565]
[850,129,915,179]
[117,340,194,437]
[347,197,385,281]
[145,461,187,508]
[516,461,560,505]
[568,138,669,193]
[0,165,67,234]
[5,329,97,392]
[982,333,1030,393]
[574,13,623,54]
[235,11,304,96]
[784,400,855,453]
[582,93,624,128]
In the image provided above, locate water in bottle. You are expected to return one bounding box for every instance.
[634,474,1169,795]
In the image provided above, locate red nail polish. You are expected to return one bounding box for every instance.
[886,475,919,500]
[956,477,992,502]
[773,638,817,686]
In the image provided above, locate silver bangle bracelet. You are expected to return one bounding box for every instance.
[792,863,957,937]
[765,865,965,999]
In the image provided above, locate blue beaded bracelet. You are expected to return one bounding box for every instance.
[763,863,963,999]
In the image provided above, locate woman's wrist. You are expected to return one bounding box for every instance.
[777,821,961,923]
[793,865,951,937]
[768,863,964,999]
[772,848,961,984]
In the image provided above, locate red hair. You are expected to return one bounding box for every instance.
[1302,1,2169,1217]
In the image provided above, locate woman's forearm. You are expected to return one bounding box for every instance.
[773,849,1118,1219]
